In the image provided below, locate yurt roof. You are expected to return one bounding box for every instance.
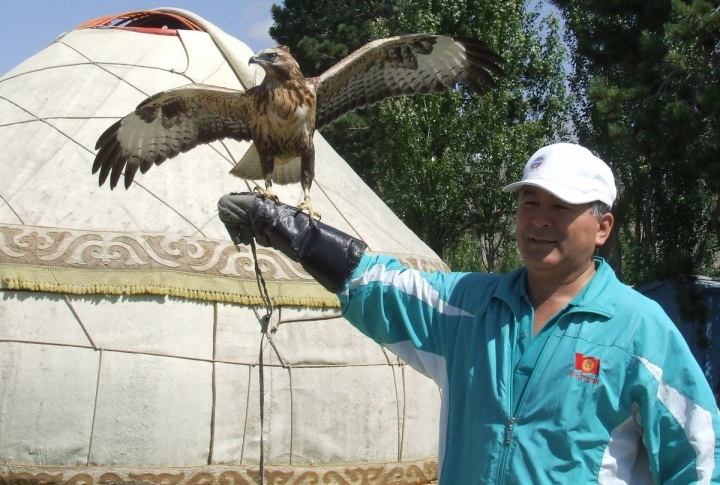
[0,8,447,306]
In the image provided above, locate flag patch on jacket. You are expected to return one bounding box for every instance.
[575,353,600,375]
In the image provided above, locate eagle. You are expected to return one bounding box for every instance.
[92,34,505,217]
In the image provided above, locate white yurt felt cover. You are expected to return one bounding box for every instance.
[0,8,446,485]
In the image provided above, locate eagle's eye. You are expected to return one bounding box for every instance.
[268,53,278,60]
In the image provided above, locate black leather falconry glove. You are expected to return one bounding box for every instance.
[217,193,368,293]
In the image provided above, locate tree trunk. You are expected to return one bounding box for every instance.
[711,195,720,249]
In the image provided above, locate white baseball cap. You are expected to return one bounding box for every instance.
[502,143,617,207]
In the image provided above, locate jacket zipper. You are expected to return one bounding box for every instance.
[496,313,522,485]
[505,417,516,445]
[497,310,570,484]
[497,416,515,483]
[496,417,516,483]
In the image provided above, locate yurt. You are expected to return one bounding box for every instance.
[0,8,447,485]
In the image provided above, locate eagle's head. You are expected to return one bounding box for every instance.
[249,46,304,81]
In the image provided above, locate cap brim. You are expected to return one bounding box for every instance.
[502,179,598,205]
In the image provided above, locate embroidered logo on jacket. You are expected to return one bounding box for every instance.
[569,352,600,385]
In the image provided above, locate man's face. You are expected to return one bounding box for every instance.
[515,186,612,277]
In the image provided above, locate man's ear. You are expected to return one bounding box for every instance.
[596,212,614,246]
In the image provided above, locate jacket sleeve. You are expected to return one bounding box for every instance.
[630,312,720,484]
[337,254,472,384]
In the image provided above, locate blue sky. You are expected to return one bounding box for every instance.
[1,1,561,77]
[0,1,277,76]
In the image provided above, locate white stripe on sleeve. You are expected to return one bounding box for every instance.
[345,264,474,317]
[598,402,653,484]
[636,356,716,484]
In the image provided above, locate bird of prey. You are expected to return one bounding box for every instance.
[92,34,504,217]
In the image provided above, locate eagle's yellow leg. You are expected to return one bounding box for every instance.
[264,186,277,200]
[299,188,320,219]
[253,179,278,201]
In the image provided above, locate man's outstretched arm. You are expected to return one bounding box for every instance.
[217,192,459,383]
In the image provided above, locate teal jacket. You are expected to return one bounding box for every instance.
[339,255,720,484]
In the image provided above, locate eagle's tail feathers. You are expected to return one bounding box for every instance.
[273,158,302,185]
[229,144,265,180]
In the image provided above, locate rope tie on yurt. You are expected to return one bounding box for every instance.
[249,239,273,485]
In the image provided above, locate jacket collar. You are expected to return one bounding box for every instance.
[492,257,618,319]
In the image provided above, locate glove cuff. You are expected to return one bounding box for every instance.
[251,196,367,293]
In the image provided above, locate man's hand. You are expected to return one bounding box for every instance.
[217,192,257,246]
[218,192,316,256]
[217,192,368,293]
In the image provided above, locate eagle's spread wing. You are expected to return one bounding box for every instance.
[310,34,505,129]
[93,84,254,189]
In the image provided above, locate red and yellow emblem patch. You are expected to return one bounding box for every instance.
[575,352,600,375]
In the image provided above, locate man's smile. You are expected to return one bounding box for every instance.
[527,235,557,244]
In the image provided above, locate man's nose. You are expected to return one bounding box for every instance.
[530,206,553,226]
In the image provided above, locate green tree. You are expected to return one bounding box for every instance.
[664,0,720,248]
[552,0,720,287]
[551,0,720,348]
[270,0,572,271]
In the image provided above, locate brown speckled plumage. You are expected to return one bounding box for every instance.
[92,34,504,213]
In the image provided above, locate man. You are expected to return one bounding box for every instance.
[218,143,720,484]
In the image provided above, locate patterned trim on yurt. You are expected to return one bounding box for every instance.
[0,224,449,307]
[0,461,439,485]
[75,10,205,31]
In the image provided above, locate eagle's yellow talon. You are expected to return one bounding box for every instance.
[299,198,320,219]
[265,186,278,201]
[254,184,279,202]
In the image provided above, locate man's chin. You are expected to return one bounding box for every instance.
[520,241,557,257]
[520,249,560,271]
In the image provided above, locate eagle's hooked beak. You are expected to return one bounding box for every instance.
[248,56,258,66]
